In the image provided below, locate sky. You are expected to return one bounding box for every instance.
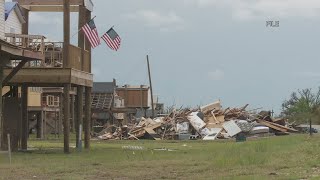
[24,0,320,113]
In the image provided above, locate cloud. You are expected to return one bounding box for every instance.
[208,69,224,81]
[184,0,320,20]
[124,10,185,32]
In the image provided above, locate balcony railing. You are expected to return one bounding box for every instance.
[5,34,90,72]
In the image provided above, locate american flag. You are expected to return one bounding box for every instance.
[81,19,101,48]
[101,27,121,51]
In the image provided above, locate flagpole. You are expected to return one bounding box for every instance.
[71,16,97,39]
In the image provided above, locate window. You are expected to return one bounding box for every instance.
[46,95,59,107]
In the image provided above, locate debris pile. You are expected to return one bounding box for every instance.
[95,100,299,141]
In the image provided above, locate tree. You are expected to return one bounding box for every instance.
[281,88,320,124]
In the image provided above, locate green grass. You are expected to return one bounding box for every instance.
[0,135,320,180]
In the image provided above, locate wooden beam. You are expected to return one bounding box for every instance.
[27,6,79,12]
[21,84,28,150]
[63,84,71,153]
[84,87,91,149]
[2,60,27,87]
[0,45,23,57]
[3,68,93,87]
[14,0,84,6]
[256,120,287,133]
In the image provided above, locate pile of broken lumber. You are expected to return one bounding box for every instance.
[95,100,298,141]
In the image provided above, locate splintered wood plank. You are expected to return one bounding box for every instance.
[257,120,288,133]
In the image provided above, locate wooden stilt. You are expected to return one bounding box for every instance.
[84,87,91,149]
[70,94,75,133]
[44,110,46,139]
[0,61,3,149]
[75,86,84,148]
[58,94,63,138]
[63,84,71,153]
[21,84,28,151]
[41,110,44,139]
[36,112,41,138]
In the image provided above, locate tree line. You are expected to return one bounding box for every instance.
[281,88,320,124]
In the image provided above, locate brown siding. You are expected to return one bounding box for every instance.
[116,89,149,108]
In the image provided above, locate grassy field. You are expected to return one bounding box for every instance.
[0,135,320,180]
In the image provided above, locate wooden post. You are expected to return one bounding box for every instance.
[75,86,83,148]
[63,0,70,68]
[0,62,3,149]
[43,110,46,139]
[70,94,75,133]
[7,134,11,164]
[41,110,44,139]
[63,84,70,153]
[21,84,28,151]
[78,5,85,71]
[84,87,91,149]
[309,118,312,136]
[77,124,82,151]
[36,112,41,138]
[85,9,91,72]
[21,7,29,48]
[22,8,29,34]
[54,110,57,138]
[146,55,155,118]
[58,94,63,138]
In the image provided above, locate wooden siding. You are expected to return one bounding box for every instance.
[116,88,149,108]
[0,0,4,39]
[28,90,41,107]
[5,9,22,34]
[69,44,90,72]
[1,86,42,107]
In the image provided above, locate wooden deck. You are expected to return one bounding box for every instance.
[3,68,93,87]
[0,39,44,61]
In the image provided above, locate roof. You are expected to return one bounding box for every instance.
[91,93,113,110]
[93,82,115,93]
[117,85,149,90]
[5,2,26,23]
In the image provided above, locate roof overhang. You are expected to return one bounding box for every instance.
[13,0,93,12]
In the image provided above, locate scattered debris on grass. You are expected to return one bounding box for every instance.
[94,100,310,141]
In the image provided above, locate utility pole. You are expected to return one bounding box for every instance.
[147,55,155,118]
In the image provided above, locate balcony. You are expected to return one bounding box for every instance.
[5,33,90,72]
[3,34,93,87]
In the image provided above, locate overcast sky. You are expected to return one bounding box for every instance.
[26,0,320,113]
